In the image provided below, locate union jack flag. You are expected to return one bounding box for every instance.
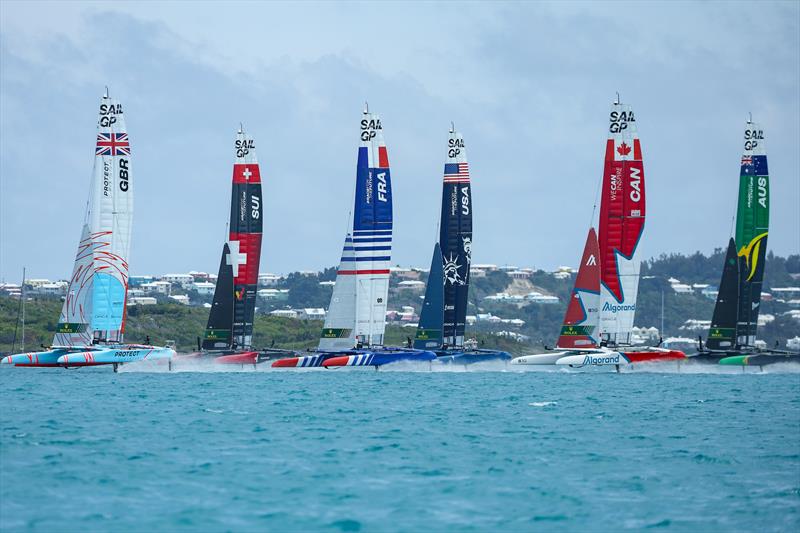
[444,162,469,183]
[96,133,131,156]
[741,155,753,166]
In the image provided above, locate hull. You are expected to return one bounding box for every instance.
[435,349,511,364]
[556,350,629,367]
[510,349,606,366]
[621,348,686,363]
[719,353,800,366]
[2,349,72,367]
[57,345,174,365]
[271,352,350,368]
[178,349,290,365]
[322,348,436,368]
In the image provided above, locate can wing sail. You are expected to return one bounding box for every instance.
[351,109,392,347]
[440,128,472,347]
[598,102,645,344]
[735,122,769,347]
[228,128,263,349]
[414,243,445,350]
[706,238,739,350]
[557,228,601,349]
[54,95,132,347]
[319,234,358,350]
[203,243,234,350]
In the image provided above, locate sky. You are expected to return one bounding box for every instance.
[1,1,798,282]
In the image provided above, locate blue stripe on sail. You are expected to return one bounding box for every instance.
[351,237,392,243]
[353,229,393,234]
[342,246,392,251]
[340,256,392,262]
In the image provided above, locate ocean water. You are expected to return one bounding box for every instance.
[1,363,799,532]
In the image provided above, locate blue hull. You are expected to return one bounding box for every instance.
[323,348,437,367]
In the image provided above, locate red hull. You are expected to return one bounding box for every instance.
[624,350,686,363]
[214,352,259,364]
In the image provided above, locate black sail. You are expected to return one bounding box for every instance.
[203,243,234,350]
[706,238,740,351]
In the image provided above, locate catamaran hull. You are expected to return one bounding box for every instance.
[57,346,174,366]
[435,350,511,364]
[271,353,347,368]
[322,349,436,368]
[719,353,800,366]
[622,349,686,363]
[556,351,629,367]
[511,351,575,365]
[2,349,72,367]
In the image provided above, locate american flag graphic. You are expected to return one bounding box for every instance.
[741,155,753,166]
[444,162,469,183]
[96,133,131,156]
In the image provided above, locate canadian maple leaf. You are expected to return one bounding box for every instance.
[617,142,632,156]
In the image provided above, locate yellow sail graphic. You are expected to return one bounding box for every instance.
[737,232,768,281]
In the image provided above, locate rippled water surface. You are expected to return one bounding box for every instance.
[2,365,799,531]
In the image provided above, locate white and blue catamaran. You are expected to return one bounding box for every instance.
[1,91,174,370]
[273,105,435,368]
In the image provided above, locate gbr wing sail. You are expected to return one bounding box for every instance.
[597,101,646,345]
[54,95,133,346]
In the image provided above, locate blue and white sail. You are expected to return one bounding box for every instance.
[319,106,392,349]
[54,94,133,347]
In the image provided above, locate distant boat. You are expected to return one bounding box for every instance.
[413,125,509,364]
[1,91,174,370]
[178,127,294,365]
[694,119,796,366]
[273,105,435,368]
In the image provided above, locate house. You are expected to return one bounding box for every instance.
[191,281,216,296]
[129,275,154,287]
[298,308,326,320]
[398,280,425,291]
[128,296,157,306]
[508,270,530,280]
[270,309,298,319]
[319,281,336,287]
[258,273,283,287]
[525,292,559,304]
[162,273,194,288]
[671,283,693,294]
[257,288,289,301]
[169,294,190,305]
[141,281,172,295]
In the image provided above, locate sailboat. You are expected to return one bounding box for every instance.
[514,98,684,368]
[409,125,509,364]
[1,91,174,369]
[179,127,294,365]
[272,105,436,368]
[693,120,795,366]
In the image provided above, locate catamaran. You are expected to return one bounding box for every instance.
[178,127,294,365]
[272,105,436,368]
[406,125,510,364]
[691,119,796,366]
[513,97,684,368]
[1,91,174,370]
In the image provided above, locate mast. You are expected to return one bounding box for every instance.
[440,126,472,347]
[597,97,646,346]
[228,125,263,349]
[556,228,601,349]
[20,267,26,352]
[735,119,769,347]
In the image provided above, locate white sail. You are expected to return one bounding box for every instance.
[53,95,133,346]
[318,235,358,350]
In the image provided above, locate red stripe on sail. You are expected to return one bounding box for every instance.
[378,147,389,168]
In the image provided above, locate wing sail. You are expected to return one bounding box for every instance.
[557,228,601,349]
[414,243,445,350]
[706,238,740,350]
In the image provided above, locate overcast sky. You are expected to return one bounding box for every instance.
[1,1,798,281]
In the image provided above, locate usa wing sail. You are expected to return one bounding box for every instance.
[228,128,263,349]
[54,95,132,346]
[557,228,601,349]
[735,122,769,347]
[440,127,472,347]
[706,238,739,351]
[598,102,645,344]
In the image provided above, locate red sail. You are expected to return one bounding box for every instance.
[557,228,601,349]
